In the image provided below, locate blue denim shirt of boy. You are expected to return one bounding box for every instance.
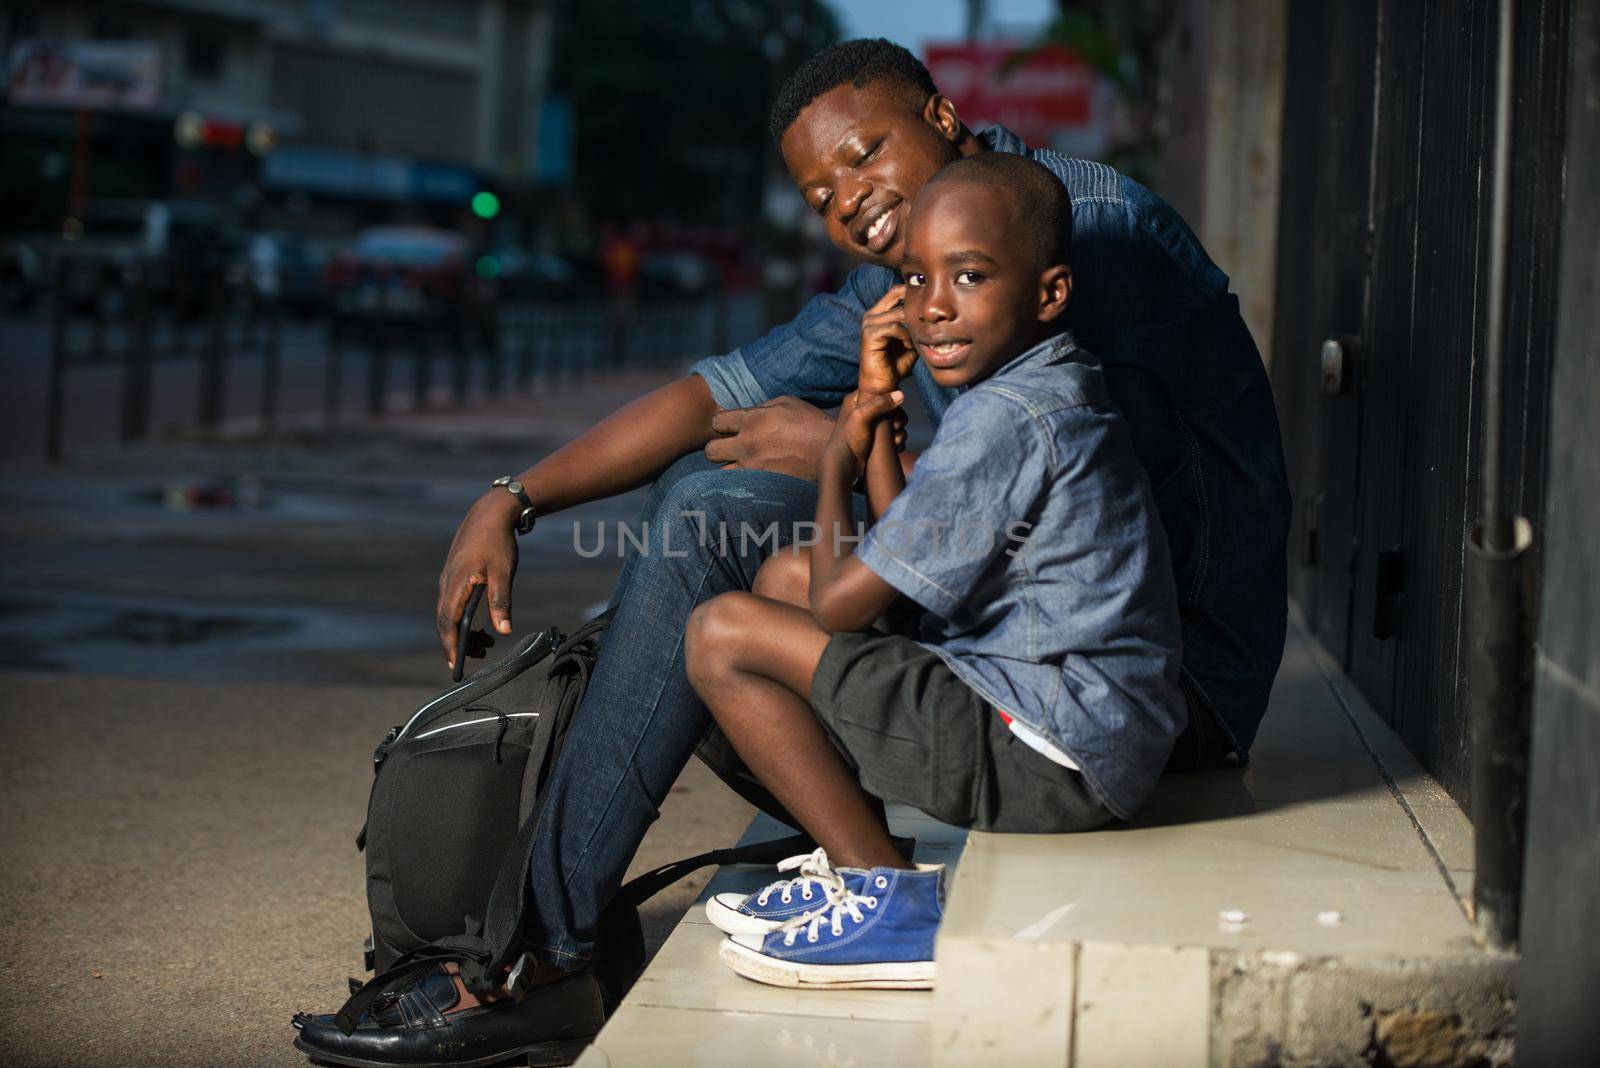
[855,335,1185,819]
[691,125,1290,758]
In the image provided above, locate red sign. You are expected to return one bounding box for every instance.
[923,43,1093,146]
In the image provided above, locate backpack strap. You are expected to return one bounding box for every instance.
[613,833,818,908]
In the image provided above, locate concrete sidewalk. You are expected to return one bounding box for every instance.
[0,672,753,1067]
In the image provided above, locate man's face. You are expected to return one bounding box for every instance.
[899,181,1048,389]
[780,83,964,268]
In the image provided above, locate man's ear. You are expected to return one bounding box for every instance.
[1036,264,1073,323]
[921,94,964,144]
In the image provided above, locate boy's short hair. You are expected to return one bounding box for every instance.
[925,153,1073,270]
[769,38,938,145]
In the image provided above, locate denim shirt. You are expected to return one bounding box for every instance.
[857,335,1185,818]
[692,126,1291,756]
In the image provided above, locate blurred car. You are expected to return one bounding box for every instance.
[486,245,575,298]
[244,232,330,319]
[0,240,43,314]
[639,249,717,297]
[326,225,496,341]
[55,199,234,319]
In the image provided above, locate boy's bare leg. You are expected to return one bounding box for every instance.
[749,552,894,836]
[686,590,908,871]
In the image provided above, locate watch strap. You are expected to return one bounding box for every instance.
[493,476,538,536]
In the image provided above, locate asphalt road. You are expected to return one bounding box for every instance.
[0,373,758,1066]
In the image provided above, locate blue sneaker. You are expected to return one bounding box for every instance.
[704,848,869,936]
[719,865,944,989]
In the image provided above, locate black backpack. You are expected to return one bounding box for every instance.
[335,595,823,1032]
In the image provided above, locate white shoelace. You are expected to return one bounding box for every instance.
[774,866,881,947]
[753,847,838,908]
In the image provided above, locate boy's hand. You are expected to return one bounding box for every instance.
[826,389,905,480]
[859,285,917,395]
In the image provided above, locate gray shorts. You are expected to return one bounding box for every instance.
[809,629,1115,834]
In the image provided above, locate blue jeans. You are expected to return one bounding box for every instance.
[524,453,833,964]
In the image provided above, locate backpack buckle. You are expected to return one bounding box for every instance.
[372,726,400,769]
[504,952,536,1001]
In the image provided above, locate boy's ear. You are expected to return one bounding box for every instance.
[1035,264,1073,323]
[921,94,964,144]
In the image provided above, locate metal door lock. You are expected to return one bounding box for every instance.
[1321,336,1359,395]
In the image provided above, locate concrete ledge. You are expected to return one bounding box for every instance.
[932,610,1513,1067]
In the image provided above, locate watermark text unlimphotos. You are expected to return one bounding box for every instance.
[568,513,1035,559]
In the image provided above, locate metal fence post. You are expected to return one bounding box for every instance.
[121,260,154,442]
[45,257,71,462]
[451,316,469,405]
[515,304,533,391]
[413,332,430,411]
[324,319,342,425]
[198,272,226,430]
[486,312,505,396]
[260,295,282,431]
[368,283,389,416]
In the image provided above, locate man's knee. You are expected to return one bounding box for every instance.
[753,549,811,606]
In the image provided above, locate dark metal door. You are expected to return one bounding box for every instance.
[1270,0,1380,667]
[1272,0,1565,802]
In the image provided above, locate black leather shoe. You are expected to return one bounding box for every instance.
[292,965,603,1068]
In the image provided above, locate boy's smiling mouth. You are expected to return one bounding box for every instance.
[914,336,973,367]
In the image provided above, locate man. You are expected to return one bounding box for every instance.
[294,38,1289,1065]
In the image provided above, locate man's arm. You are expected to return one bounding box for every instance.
[436,374,720,668]
[438,264,899,666]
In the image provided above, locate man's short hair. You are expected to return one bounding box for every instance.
[926,153,1073,270]
[769,38,938,145]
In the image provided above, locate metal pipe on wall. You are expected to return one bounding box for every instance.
[1468,0,1534,952]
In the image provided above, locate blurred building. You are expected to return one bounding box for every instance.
[1,0,555,233]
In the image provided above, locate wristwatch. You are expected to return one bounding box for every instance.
[491,476,538,535]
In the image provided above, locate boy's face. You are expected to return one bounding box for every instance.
[780,83,966,268]
[900,181,1069,389]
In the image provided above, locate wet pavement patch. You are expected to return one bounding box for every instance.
[0,592,430,682]
[86,609,296,646]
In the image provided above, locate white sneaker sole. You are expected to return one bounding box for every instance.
[718,937,935,990]
[703,894,788,936]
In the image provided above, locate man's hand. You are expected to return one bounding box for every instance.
[435,491,521,671]
[704,395,906,481]
[825,389,905,483]
[859,285,917,395]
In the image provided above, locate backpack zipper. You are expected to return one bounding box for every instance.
[413,711,540,740]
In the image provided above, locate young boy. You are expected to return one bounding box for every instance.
[682,152,1187,989]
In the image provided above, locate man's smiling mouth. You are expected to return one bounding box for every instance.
[856,201,900,254]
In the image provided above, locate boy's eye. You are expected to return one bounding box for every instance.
[903,272,925,287]
[813,193,832,217]
[955,270,984,285]
[855,140,883,167]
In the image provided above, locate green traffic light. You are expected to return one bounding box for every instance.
[471,191,501,219]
